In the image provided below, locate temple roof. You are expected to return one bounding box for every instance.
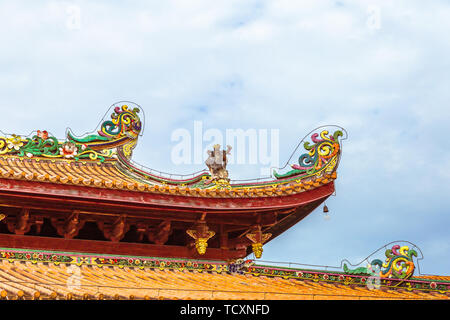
[0,103,345,197]
[0,105,448,300]
[0,247,448,300]
[0,102,345,261]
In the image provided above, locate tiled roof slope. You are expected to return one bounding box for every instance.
[0,157,135,189]
[0,248,448,300]
[0,155,337,198]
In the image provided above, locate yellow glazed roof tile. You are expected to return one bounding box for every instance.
[1,250,446,301]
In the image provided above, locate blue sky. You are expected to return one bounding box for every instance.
[0,0,449,275]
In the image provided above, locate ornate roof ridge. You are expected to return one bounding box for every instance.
[0,102,346,192]
[0,154,337,197]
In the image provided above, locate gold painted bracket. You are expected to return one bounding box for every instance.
[246,229,272,259]
[186,222,216,255]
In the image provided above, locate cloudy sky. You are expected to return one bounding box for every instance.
[1,0,449,275]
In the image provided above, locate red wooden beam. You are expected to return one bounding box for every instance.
[0,233,248,261]
[0,204,285,228]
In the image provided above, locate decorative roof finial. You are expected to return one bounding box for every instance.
[205,144,232,185]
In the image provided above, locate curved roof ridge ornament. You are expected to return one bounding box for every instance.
[256,241,425,279]
[271,125,348,180]
[66,101,144,159]
[65,101,146,140]
[340,241,423,281]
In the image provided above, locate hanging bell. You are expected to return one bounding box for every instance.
[323,205,330,221]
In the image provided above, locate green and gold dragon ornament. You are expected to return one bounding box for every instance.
[273,129,344,180]
[344,245,418,280]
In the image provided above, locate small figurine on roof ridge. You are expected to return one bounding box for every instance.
[205,144,232,187]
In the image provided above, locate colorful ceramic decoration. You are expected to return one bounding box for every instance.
[344,244,418,280]
[228,259,254,275]
[273,129,343,179]
[0,105,141,163]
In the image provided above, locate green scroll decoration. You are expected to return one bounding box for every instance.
[0,131,61,158]
[18,135,59,158]
[0,130,109,162]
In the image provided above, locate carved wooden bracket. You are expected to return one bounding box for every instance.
[147,220,172,245]
[97,215,129,242]
[51,211,85,239]
[7,209,32,235]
